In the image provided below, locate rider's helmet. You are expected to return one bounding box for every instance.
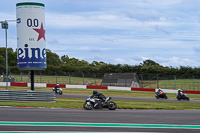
[159,88,161,91]
[56,84,59,87]
[93,90,98,95]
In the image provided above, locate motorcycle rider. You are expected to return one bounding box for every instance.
[91,90,106,101]
[54,84,59,94]
[91,90,106,107]
[177,89,186,98]
[156,88,163,96]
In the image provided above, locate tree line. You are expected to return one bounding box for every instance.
[0,47,200,79]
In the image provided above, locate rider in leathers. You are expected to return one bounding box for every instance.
[91,90,106,107]
[54,84,59,94]
[177,89,185,98]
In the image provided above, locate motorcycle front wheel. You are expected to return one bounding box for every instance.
[107,101,117,110]
[83,102,93,110]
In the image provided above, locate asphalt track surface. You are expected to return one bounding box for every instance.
[0,94,200,132]
[0,107,200,132]
[58,94,200,103]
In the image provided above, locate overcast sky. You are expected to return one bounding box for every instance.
[0,0,200,67]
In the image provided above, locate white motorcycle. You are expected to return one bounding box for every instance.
[83,95,117,110]
[52,87,63,95]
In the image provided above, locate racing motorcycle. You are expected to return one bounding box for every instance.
[176,93,190,101]
[52,87,63,95]
[83,95,117,110]
[155,91,168,99]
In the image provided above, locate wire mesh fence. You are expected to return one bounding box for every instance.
[0,72,200,91]
[0,71,104,86]
[139,74,200,91]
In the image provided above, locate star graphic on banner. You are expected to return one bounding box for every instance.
[33,22,46,41]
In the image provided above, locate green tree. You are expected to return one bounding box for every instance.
[140,59,160,66]
[46,49,61,66]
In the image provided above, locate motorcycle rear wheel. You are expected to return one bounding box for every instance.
[107,101,117,110]
[83,102,93,110]
[186,97,190,101]
[59,91,63,95]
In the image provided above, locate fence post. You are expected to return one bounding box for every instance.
[40,71,42,83]
[55,72,57,84]
[2,71,4,79]
[140,74,143,88]
[125,73,126,87]
[28,71,30,83]
[68,72,70,84]
[82,72,84,85]
[94,73,96,85]
[156,74,159,88]
[109,73,112,86]
[193,76,195,91]
[20,71,22,82]
[174,75,176,90]
[9,71,11,78]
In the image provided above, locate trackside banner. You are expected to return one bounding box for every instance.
[16,2,46,70]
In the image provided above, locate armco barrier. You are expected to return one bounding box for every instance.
[0,90,55,102]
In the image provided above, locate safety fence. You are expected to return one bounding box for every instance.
[1,72,200,91]
[1,82,200,95]
[0,90,55,102]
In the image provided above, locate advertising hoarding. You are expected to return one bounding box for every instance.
[16,2,46,70]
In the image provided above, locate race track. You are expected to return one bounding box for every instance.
[58,94,200,103]
[0,107,200,132]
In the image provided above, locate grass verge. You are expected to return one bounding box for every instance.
[0,86,200,110]
[0,97,200,110]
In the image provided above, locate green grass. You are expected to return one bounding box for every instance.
[0,86,200,110]
[3,86,200,99]
[0,97,200,110]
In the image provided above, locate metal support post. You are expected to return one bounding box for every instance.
[68,72,70,84]
[31,70,34,91]
[40,71,42,83]
[193,76,195,91]
[20,72,22,82]
[174,75,176,90]
[5,26,8,90]
[82,73,84,85]
[1,20,15,89]
[140,74,143,88]
[55,72,57,84]
[94,73,96,85]
[156,74,159,89]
